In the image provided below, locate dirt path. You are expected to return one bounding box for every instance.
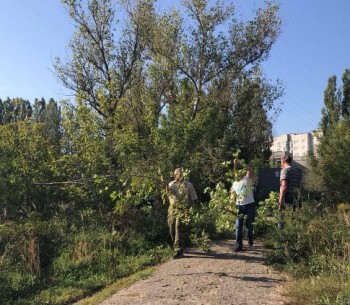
[100,240,289,305]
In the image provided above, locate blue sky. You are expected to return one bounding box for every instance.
[1,0,349,136]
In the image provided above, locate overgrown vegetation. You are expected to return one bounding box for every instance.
[1,0,347,303]
[0,0,283,303]
[265,203,350,305]
[264,67,350,305]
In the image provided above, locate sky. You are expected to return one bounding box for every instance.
[1,0,349,136]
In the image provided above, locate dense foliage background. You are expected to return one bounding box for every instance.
[266,69,350,305]
[0,1,283,303]
[1,0,349,304]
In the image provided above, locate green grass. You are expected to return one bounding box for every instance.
[284,274,350,305]
[5,245,172,305]
[74,266,157,305]
[265,202,350,305]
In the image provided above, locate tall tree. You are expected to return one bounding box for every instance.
[55,0,146,125]
[307,68,350,203]
[342,68,350,117]
[308,118,350,203]
[229,69,283,162]
[12,98,32,121]
[32,98,47,123]
[2,97,14,124]
[44,98,62,147]
[144,0,282,187]
[146,0,281,120]
[0,98,33,124]
[0,122,54,219]
[0,98,3,125]
[55,0,152,171]
[55,0,283,193]
[320,76,341,134]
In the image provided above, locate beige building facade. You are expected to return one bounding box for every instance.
[271,131,320,168]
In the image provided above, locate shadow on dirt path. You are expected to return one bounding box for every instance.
[100,239,289,305]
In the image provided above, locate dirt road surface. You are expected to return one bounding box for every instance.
[100,239,289,305]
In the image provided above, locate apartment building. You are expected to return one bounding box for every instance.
[270,131,320,168]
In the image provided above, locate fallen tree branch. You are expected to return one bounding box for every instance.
[33,174,167,186]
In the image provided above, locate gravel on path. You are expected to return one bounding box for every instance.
[100,239,289,305]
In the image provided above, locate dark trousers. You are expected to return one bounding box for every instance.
[235,202,256,246]
[278,192,299,229]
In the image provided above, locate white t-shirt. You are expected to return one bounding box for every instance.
[231,173,255,205]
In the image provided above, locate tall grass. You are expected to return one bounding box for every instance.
[265,202,350,304]
[0,207,172,305]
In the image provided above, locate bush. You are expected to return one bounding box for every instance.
[255,192,279,236]
[189,188,281,251]
[0,207,172,305]
[266,203,350,270]
[265,200,350,304]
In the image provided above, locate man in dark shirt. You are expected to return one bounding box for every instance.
[278,155,302,229]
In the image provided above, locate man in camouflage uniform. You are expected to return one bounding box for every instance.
[167,168,198,259]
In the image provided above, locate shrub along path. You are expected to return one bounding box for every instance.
[99,239,290,305]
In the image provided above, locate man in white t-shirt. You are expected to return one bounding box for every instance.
[230,159,255,252]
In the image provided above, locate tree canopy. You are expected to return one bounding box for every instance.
[54,0,283,192]
[0,2,284,303]
[307,68,350,204]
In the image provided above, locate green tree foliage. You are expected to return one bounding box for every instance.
[0,122,55,219]
[53,0,283,199]
[1,97,14,124]
[307,68,350,203]
[320,75,341,134]
[55,99,111,210]
[54,0,150,172]
[0,97,33,123]
[315,118,350,203]
[0,1,284,303]
[0,99,3,124]
[147,0,282,165]
[265,203,350,305]
[54,0,146,123]
[229,70,283,162]
[341,68,350,117]
[0,97,60,125]
[12,98,33,121]
[32,97,46,123]
[266,68,350,305]
[44,98,62,147]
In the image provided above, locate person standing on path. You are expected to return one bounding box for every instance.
[166,168,198,259]
[278,155,302,229]
[230,159,256,252]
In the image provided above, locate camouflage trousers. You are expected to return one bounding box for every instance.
[167,207,184,251]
